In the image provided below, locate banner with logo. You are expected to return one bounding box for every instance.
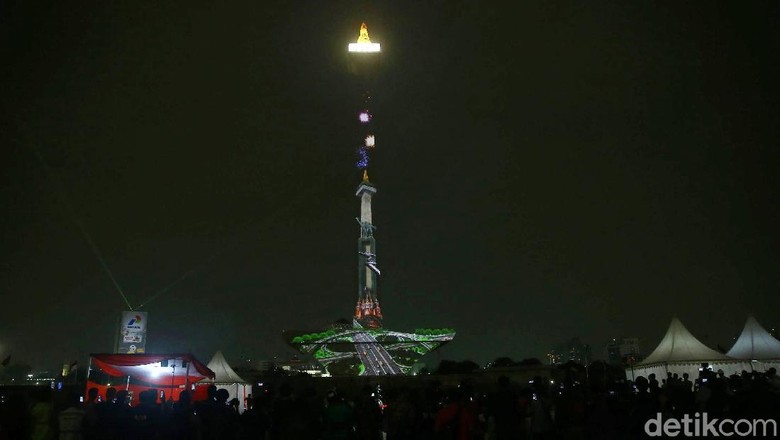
[117,311,148,354]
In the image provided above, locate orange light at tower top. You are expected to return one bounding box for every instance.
[348,22,381,53]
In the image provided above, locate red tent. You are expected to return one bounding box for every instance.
[87,353,215,404]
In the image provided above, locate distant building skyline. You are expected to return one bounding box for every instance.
[547,337,592,366]
[606,337,642,365]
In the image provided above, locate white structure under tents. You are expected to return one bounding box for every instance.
[200,350,253,413]
[627,318,752,381]
[726,316,780,372]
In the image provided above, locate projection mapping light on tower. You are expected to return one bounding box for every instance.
[355,171,383,329]
[283,23,454,376]
[350,23,383,329]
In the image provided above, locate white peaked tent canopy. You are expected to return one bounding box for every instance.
[641,317,732,364]
[727,316,780,372]
[627,318,751,381]
[206,350,249,384]
[201,351,252,413]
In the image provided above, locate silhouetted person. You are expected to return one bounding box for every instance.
[229,398,240,415]
[238,396,271,440]
[628,376,657,438]
[89,387,117,440]
[321,390,354,440]
[586,393,617,440]
[294,386,320,438]
[194,385,218,439]
[109,389,130,439]
[767,367,780,393]
[57,392,85,440]
[114,390,128,407]
[384,388,416,440]
[202,388,237,440]
[682,373,693,392]
[487,376,522,440]
[125,390,161,439]
[528,378,554,440]
[434,387,478,440]
[270,383,300,440]
[85,389,98,407]
[168,390,195,440]
[82,388,100,440]
[648,374,660,394]
[354,384,382,440]
[30,388,55,440]
[105,388,117,405]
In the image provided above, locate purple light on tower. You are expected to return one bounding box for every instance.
[356,147,369,169]
[359,111,371,123]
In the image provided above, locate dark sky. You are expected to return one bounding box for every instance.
[2,1,779,370]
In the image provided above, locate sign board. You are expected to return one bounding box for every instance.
[116,311,148,354]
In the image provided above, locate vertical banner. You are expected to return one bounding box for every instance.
[117,311,148,354]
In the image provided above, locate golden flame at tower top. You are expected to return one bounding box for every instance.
[348,22,380,53]
[357,23,371,43]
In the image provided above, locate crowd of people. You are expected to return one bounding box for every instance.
[0,367,778,440]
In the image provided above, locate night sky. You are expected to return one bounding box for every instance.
[2,2,779,370]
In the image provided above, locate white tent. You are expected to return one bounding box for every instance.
[627,318,752,381]
[726,316,780,372]
[201,351,252,413]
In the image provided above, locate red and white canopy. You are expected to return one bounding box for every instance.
[90,353,214,386]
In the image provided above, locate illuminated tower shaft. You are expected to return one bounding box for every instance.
[349,24,383,329]
[355,176,382,328]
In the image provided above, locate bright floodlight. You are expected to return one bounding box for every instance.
[349,43,381,53]
[365,135,375,147]
[348,23,381,53]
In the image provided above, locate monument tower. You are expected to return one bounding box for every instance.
[349,23,383,328]
[283,23,454,376]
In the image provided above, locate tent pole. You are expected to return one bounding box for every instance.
[85,356,93,396]
[170,363,176,403]
[185,358,191,395]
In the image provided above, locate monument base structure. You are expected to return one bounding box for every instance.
[284,326,454,376]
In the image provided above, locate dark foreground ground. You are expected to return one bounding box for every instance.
[1,367,779,439]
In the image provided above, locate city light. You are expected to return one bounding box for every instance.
[365,135,375,147]
[359,112,371,123]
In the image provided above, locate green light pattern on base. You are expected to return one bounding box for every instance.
[284,327,455,376]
